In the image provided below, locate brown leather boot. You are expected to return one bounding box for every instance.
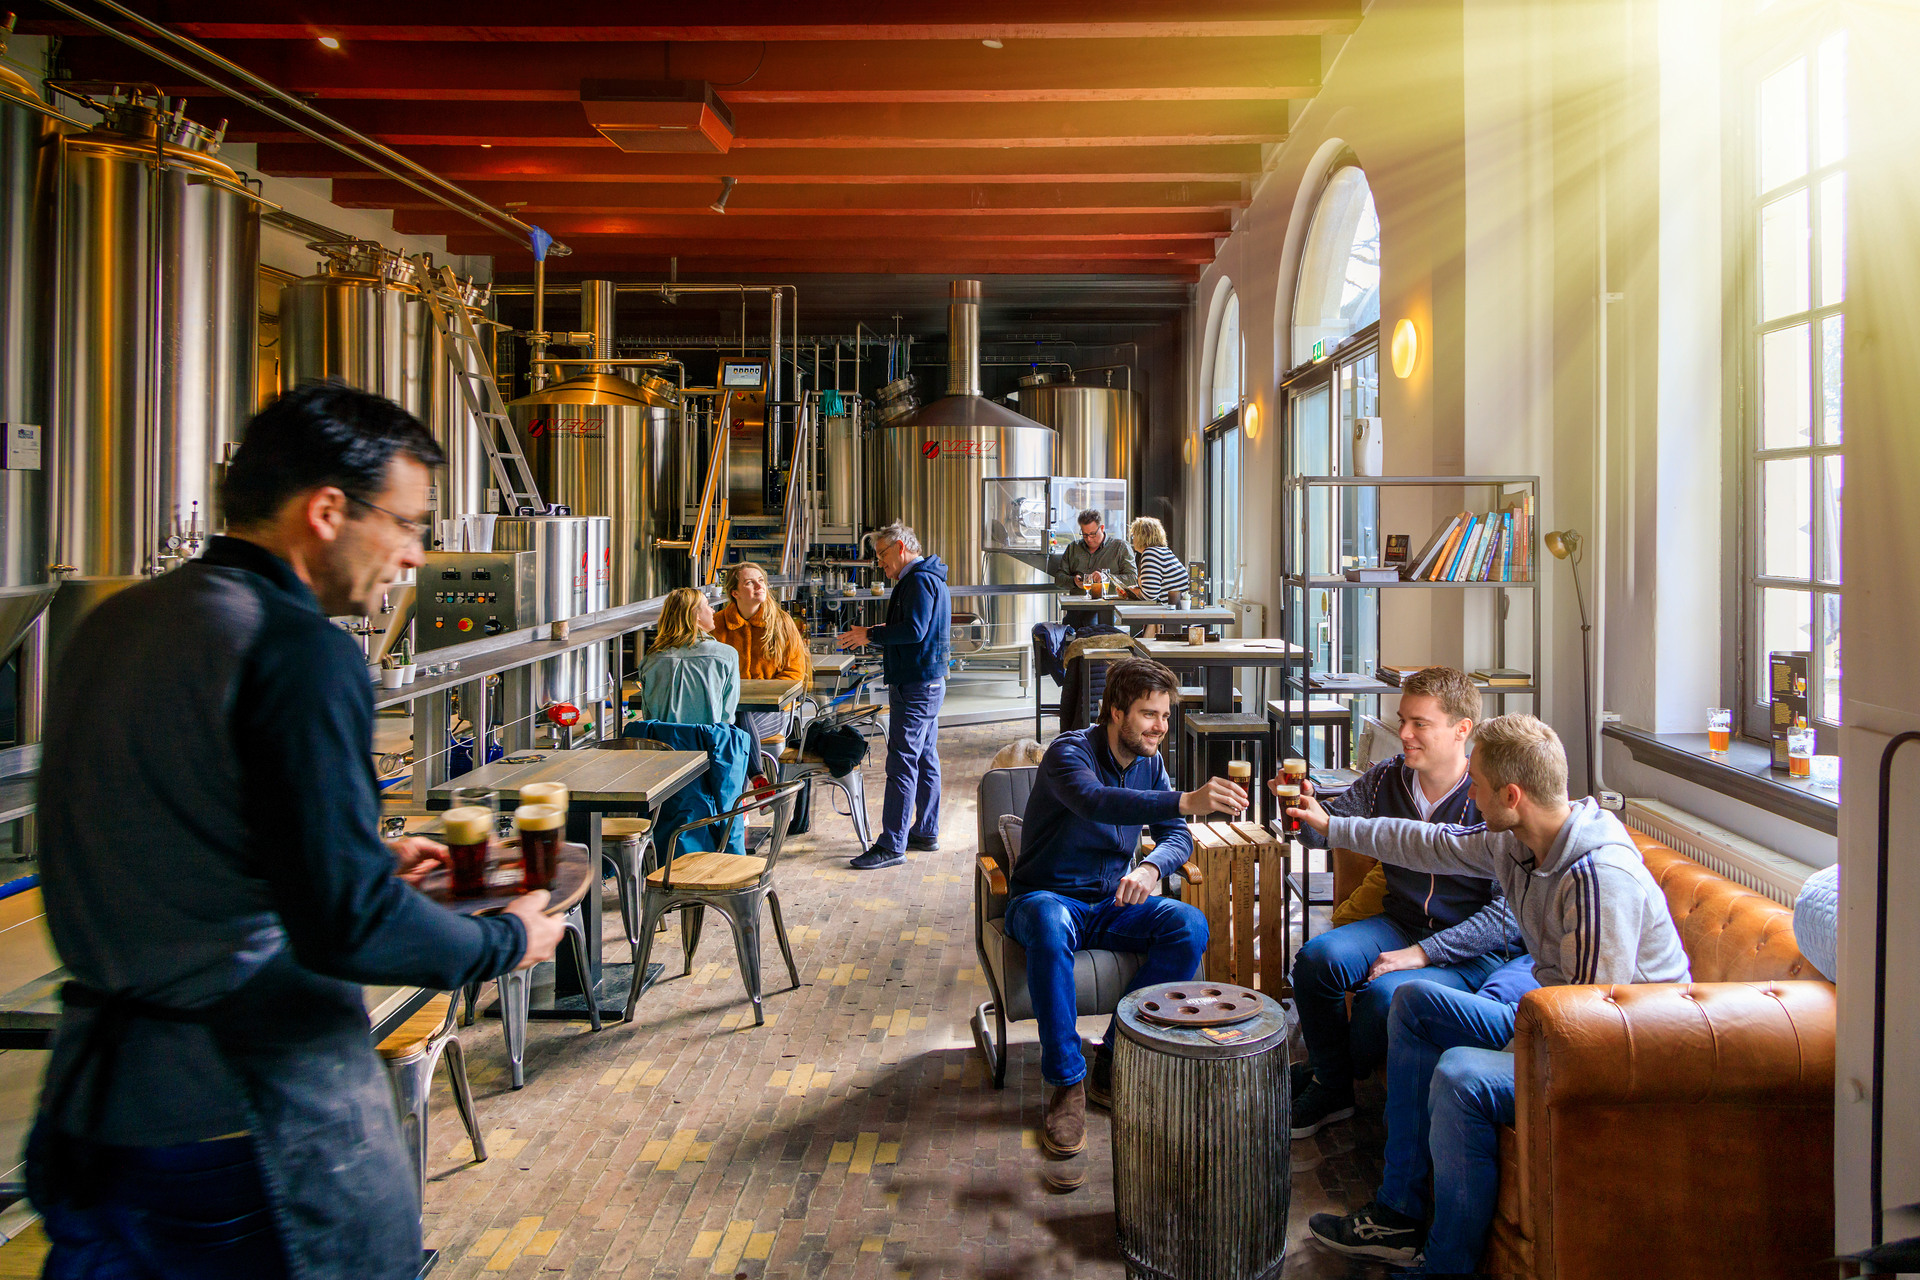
[1042,1081,1087,1157]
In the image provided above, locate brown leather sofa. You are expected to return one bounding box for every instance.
[1333,830,1835,1280]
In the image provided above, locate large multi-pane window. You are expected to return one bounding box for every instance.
[1738,19,1846,742]
[1205,290,1243,597]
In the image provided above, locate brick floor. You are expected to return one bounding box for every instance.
[419,721,1399,1279]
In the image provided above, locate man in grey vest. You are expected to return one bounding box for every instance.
[29,383,565,1280]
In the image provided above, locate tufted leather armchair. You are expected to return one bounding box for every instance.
[1481,831,1835,1280]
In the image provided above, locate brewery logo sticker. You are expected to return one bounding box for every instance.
[527,417,603,438]
[921,439,1001,460]
[1202,1027,1246,1043]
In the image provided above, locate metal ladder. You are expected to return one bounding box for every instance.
[423,266,543,515]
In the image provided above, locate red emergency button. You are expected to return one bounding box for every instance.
[545,702,581,727]
[456,617,474,632]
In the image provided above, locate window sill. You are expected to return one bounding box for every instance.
[1602,724,1838,835]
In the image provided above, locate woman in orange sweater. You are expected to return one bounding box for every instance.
[715,561,812,743]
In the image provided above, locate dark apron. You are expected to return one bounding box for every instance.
[40,949,421,1280]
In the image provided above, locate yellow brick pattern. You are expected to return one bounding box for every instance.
[826,1131,901,1175]
[818,962,870,986]
[638,1128,713,1171]
[469,1215,545,1271]
[897,926,949,944]
[767,1061,834,1095]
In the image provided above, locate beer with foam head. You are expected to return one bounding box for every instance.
[1225,760,1251,817]
[518,781,569,815]
[1283,757,1308,788]
[1274,784,1302,837]
[443,805,493,898]
[514,803,564,892]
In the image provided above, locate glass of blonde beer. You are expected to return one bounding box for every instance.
[443,805,494,899]
[1226,759,1251,816]
[1706,708,1732,755]
[514,803,564,892]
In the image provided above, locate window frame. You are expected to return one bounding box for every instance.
[1204,287,1244,597]
[1724,3,1847,751]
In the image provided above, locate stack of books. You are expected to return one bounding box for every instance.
[1374,664,1434,687]
[1404,492,1534,582]
[1472,667,1532,687]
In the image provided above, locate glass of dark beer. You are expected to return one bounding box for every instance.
[1274,783,1302,838]
[1283,757,1309,788]
[514,803,564,892]
[443,805,493,899]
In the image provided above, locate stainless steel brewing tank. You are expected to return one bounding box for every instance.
[1017,382,1141,493]
[49,97,260,637]
[280,243,430,421]
[862,410,1055,648]
[0,67,56,660]
[492,514,611,713]
[822,414,857,528]
[430,277,493,520]
[506,372,681,604]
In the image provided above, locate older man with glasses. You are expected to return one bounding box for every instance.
[836,522,950,870]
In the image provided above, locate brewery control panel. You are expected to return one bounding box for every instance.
[416,551,540,650]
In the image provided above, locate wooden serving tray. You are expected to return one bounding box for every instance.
[413,840,592,918]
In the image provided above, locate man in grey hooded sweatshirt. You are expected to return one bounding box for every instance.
[1288,714,1690,1275]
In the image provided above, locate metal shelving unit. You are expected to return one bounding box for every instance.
[1279,474,1542,762]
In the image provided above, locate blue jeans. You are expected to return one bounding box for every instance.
[1377,983,1522,1275]
[1002,890,1207,1086]
[878,678,943,853]
[29,1125,290,1279]
[1292,915,1510,1091]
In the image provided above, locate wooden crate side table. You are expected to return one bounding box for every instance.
[1186,820,1289,997]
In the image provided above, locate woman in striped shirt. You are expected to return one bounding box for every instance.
[1127,517,1187,603]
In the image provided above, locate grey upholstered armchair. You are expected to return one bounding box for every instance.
[969,765,1202,1088]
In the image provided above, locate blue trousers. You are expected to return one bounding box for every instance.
[1003,890,1207,1087]
[1377,982,1521,1276]
[1292,914,1510,1090]
[877,678,943,853]
[29,1125,290,1279]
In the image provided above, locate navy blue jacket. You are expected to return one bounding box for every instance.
[1010,726,1193,903]
[868,553,951,687]
[1304,754,1523,964]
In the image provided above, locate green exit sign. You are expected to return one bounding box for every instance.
[1312,339,1327,361]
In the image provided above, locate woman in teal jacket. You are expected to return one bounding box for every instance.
[636,588,740,725]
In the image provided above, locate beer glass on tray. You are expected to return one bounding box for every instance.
[442,805,494,899]
[514,803,564,892]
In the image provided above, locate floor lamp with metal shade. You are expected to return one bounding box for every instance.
[1545,529,1598,798]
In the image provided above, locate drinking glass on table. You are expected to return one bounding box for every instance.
[442,805,494,899]
[1706,708,1732,755]
[514,803,564,892]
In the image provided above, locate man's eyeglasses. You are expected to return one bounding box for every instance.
[347,493,427,538]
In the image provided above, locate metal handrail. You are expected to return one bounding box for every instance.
[686,393,733,580]
[779,400,814,578]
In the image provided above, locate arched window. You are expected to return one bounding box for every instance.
[1291,164,1380,367]
[1209,291,1242,421]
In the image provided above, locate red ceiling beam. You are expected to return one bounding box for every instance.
[253,143,1264,183]
[55,35,1321,102]
[437,234,1216,263]
[327,178,1250,215]
[389,210,1229,241]
[471,252,1201,277]
[221,99,1290,149]
[101,0,1361,41]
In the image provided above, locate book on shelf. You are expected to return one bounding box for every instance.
[1384,533,1411,569]
[1311,671,1375,688]
[1401,496,1535,584]
[1344,567,1401,582]
[1472,667,1532,687]
[1375,664,1434,686]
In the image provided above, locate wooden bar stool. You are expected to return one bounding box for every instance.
[376,993,485,1204]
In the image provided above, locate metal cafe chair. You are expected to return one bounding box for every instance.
[375,993,485,1203]
[777,693,882,848]
[625,779,806,1028]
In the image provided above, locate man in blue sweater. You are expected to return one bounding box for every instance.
[1272,667,1530,1140]
[838,521,950,869]
[1005,657,1248,1158]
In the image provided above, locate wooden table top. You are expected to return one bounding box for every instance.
[1112,603,1238,626]
[429,748,707,805]
[739,678,805,711]
[810,653,857,674]
[1133,636,1309,664]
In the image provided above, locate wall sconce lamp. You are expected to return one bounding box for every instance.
[1243,401,1260,439]
[1391,318,1419,379]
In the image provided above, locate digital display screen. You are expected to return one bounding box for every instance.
[440,570,461,580]
[720,361,764,388]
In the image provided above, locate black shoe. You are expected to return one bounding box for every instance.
[1087,1048,1114,1111]
[1289,1061,1316,1102]
[1290,1083,1356,1139]
[1307,1200,1425,1265]
[906,835,940,852]
[850,846,905,870]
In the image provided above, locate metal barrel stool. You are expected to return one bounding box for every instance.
[1110,983,1291,1280]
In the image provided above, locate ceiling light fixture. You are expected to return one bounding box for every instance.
[317,35,341,49]
[981,38,1004,49]
[709,176,736,213]
[479,142,492,148]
